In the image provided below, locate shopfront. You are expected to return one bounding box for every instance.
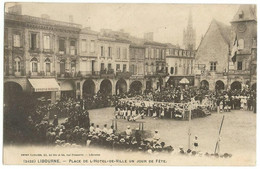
[28,78,60,103]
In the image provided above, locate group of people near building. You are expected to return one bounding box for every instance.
[215,88,256,113]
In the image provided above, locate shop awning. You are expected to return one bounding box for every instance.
[28,78,60,92]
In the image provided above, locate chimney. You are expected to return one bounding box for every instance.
[41,14,50,19]
[69,15,73,23]
[144,32,153,41]
[8,4,22,15]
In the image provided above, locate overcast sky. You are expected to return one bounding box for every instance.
[5,3,239,49]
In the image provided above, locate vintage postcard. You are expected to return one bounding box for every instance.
[3,2,257,166]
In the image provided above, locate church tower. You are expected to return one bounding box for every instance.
[183,10,196,50]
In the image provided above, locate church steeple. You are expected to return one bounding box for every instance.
[187,9,193,29]
[183,9,196,50]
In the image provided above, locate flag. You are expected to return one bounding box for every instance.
[231,35,238,62]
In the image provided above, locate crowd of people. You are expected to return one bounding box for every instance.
[4,83,256,159]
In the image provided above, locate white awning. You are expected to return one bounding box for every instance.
[28,78,60,92]
[179,78,189,84]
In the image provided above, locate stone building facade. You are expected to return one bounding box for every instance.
[194,5,257,91]
[166,46,196,87]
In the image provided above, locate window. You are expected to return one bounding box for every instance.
[101,63,105,71]
[145,48,148,58]
[116,64,120,71]
[30,33,37,50]
[14,58,21,72]
[13,34,21,47]
[117,47,121,59]
[166,49,170,56]
[70,40,76,55]
[59,39,65,53]
[81,39,87,52]
[108,63,112,70]
[60,60,65,74]
[170,67,174,74]
[238,39,244,50]
[237,61,243,70]
[45,58,51,73]
[151,49,154,59]
[90,40,95,53]
[145,63,148,73]
[108,47,112,57]
[100,46,104,57]
[123,64,127,72]
[210,62,217,71]
[43,35,51,50]
[71,60,76,72]
[31,58,38,72]
[123,48,127,59]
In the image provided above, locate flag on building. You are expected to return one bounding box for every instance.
[231,35,238,62]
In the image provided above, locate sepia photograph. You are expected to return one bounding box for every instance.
[2,1,257,166]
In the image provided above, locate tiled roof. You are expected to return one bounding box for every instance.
[214,19,231,44]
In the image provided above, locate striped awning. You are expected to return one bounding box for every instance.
[28,78,60,92]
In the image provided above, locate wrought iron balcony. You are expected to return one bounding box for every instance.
[116,71,132,78]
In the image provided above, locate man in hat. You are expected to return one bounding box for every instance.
[153,129,160,142]
[89,123,95,133]
[102,124,108,134]
[107,125,114,135]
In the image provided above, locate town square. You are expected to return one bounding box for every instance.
[3,3,257,165]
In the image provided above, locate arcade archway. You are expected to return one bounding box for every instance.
[83,79,96,98]
[116,79,127,95]
[100,79,112,95]
[215,80,225,91]
[130,81,142,94]
[4,81,23,106]
[200,80,209,90]
[231,81,241,90]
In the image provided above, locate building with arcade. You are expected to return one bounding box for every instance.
[194,4,257,91]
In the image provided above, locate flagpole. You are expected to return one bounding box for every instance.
[188,103,191,149]
[214,115,225,154]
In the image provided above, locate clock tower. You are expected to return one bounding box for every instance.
[229,4,257,88]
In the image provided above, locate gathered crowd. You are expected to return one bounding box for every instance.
[4,84,256,158]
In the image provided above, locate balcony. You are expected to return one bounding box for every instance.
[77,71,100,78]
[27,71,56,77]
[228,70,250,75]
[57,72,78,79]
[28,48,41,54]
[100,69,115,78]
[156,70,168,77]
[116,71,132,79]
[43,49,54,54]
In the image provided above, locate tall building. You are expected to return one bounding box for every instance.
[229,4,257,90]
[194,19,231,90]
[183,10,196,50]
[194,4,257,91]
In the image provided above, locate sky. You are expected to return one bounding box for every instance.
[5,3,240,49]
